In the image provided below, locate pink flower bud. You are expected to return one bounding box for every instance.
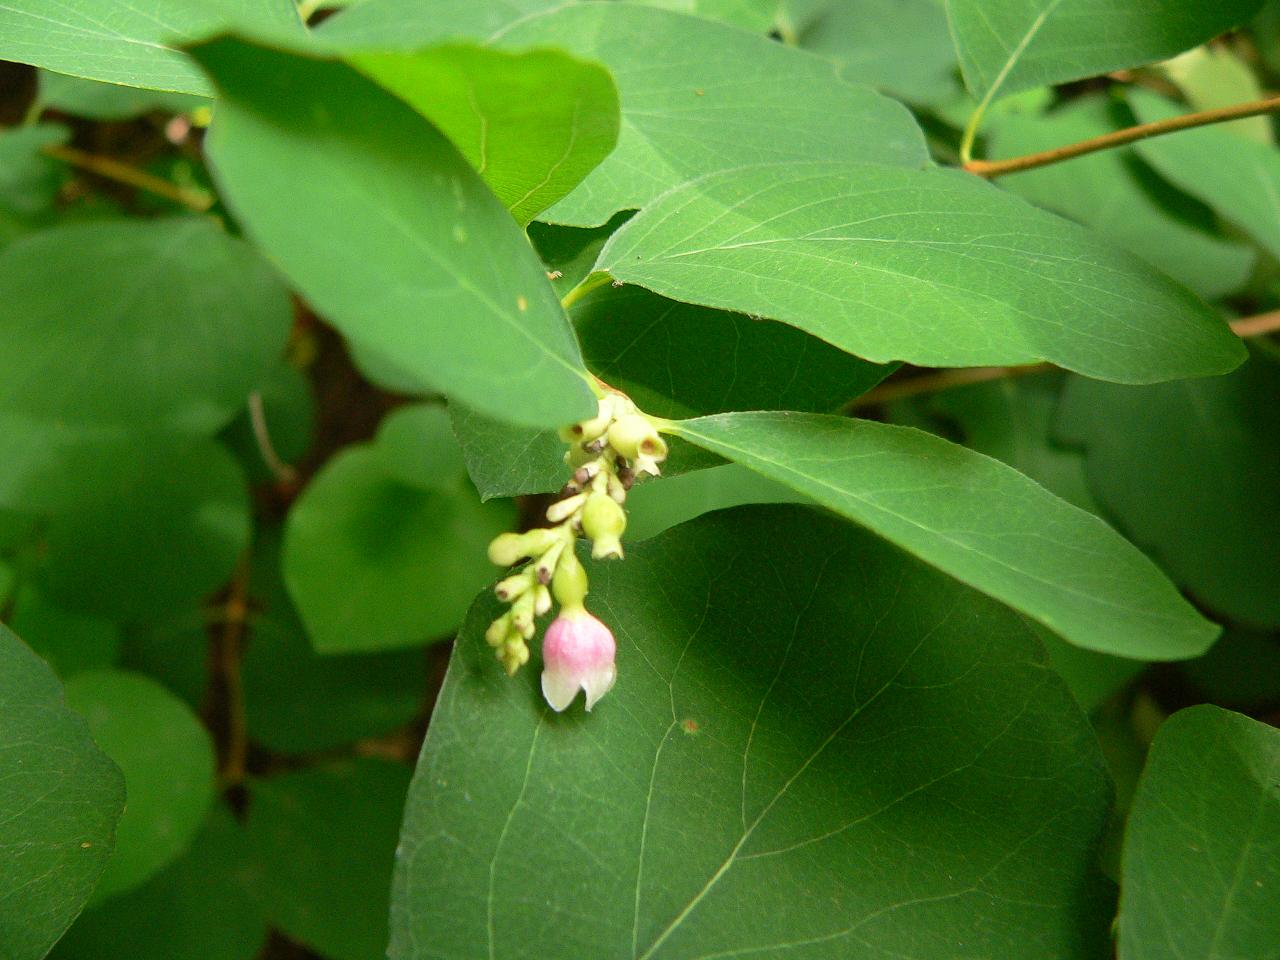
[540,609,616,712]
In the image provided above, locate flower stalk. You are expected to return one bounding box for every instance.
[484,389,668,710]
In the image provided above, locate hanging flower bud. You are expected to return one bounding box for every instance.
[607,414,668,466]
[540,608,617,711]
[551,550,588,609]
[581,493,626,559]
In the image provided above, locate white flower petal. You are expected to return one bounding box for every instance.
[541,668,581,712]
[581,664,617,711]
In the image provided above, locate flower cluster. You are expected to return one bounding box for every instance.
[485,391,667,711]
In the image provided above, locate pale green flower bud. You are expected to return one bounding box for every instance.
[487,528,559,567]
[582,493,626,560]
[511,590,537,638]
[552,550,589,610]
[498,637,529,676]
[607,414,668,466]
[546,492,587,524]
[534,539,566,584]
[495,572,532,602]
[533,584,552,617]
[485,613,511,649]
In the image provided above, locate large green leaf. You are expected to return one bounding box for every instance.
[502,3,931,225]
[33,440,251,623]
[0,124,67,247]
[1118,706,1280,960]
[37,70,205,121]
[8,585,122,679]
[283,442,514,653]
[63,670,216,902]
[946,0,1264,104]
[50,805,267,960]
[1056,349,1280,629]
[576,286,892,419]
[0,0,303,94]
[0,624,125,960]
[990,97,1254,301]
[249,759,412,960]
[1129,88,1280,262]
[192,38,596,429]
[601,161,1244,382]
[316,0,556,46]
[350,45,619,225]
[673,412,1217,658]
[323,2,931,226]
[799,0,957,104]
[244,615,428,753]
[389,506,1113,959]
[0,218,292,434]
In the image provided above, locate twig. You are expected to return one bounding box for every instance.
[965,95,1280,179]
[848,310,1280,410]
[42,144,214,212]
[215,556,251,789]
[248,390,298,486]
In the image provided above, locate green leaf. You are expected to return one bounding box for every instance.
[600,161,1245,381]
[624,462,809,541]
[350,44,619,225]
[249,758,412,960]
[0,624,125,960]
[577,286,892,419]
[33,439,251,623]
[0,0,303,94]
[8,585,122,678]
[50,804,267,960]
[1118,705,1280,960]
[374,404,467,492]
[192,38,596,429]
[283,443,514,653]
[1056,349,1280,629]
[674,412,1217,659]
[316,0,557,47]
[637,0,782,32]
[0,123,67,247]
[390,505,1113,959]
[502,3,931,225]
[1161,47,1274,144]
[990,96,1255,301]
[448,403,567,501]
[1129,88,1280,262]
[908,374,1099,513]
[37,70,205,120]
[946,0,1264,104]
[63,670,215,902]
[799,0,958,104]
[244,614,427,753]
[0,218,293,434]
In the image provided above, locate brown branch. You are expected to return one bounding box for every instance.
[214,556,251,789]
[848,310,1280,410]
[42,144,214,212]
[964,95,1280,179]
